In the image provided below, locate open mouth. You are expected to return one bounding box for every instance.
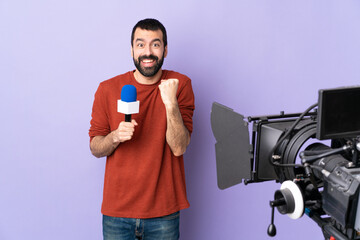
[139,55,158,67]
[142,59,155,66]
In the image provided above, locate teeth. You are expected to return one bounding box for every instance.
[142,59,154,63]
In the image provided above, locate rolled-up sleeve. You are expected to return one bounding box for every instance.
[177,79,195,135]
[89,83,111,141]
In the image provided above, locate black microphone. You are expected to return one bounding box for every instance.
[117,85,140,122]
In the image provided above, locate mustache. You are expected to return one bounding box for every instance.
[138,55,158,62]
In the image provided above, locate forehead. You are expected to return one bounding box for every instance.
[133,28,163,43]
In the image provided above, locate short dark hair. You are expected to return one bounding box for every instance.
[131,18,167,47]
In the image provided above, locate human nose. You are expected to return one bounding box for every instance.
[143,44,152,56]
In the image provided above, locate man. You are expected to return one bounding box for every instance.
[89,18,195,240]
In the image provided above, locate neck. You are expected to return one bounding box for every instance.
[133,69,163,85]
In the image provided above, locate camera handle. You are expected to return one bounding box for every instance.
[267,202,278,237]
[267,191,295,237]
[267,181,305,237]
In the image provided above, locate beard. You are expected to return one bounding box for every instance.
[133,53,165,77]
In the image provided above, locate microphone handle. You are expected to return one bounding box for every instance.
[125,114,131,122]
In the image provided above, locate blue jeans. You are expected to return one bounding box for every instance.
[103,211,180,240]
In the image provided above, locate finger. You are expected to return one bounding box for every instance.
[117,124,135,134]
[119,134,132,142]
[131,119,138,126]
[119,121,136,128]
[159,82,165,88]
[121,121,137,130]
[167,78,178,83]
[119,131,133,137]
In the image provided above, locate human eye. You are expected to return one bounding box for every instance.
[137,42,144,48]
[153,42,161,48]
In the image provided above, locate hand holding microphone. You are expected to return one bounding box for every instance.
[113,120,138,143]
[115,84,140,143]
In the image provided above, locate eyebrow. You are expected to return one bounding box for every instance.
[135,38,162,43]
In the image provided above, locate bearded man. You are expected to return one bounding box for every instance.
[89,18,195,240]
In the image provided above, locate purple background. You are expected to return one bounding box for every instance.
[1,1,360,239]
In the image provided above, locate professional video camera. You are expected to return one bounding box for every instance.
[211,86,360,240]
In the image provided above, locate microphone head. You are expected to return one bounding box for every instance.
[121,85,137,102]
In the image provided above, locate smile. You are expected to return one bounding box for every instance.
[142,59,154,63]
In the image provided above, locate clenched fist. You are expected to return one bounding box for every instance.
[158,78,179,106]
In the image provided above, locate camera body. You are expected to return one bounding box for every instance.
[211,86,360,240]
